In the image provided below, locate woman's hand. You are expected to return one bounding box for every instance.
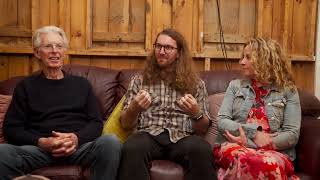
[254,131,277,150]
[224,126,248,147]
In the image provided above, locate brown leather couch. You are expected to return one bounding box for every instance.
[0,64,320,180]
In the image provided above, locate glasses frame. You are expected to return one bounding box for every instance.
[39,43,66,52]
[153,43,179,54]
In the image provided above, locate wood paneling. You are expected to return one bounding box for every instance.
[0,0,318,94]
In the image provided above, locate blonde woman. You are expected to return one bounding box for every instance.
[214,38,301,179]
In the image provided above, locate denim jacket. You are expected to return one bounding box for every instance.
[217,79,301,160]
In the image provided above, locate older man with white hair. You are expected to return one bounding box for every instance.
[0,26,121,180]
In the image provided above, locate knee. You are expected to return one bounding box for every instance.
[0,144,16,163]
[94,135,122,156]
[186,138,212,157]
[122,137,147,155]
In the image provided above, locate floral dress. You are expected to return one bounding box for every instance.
[213,80,299,180]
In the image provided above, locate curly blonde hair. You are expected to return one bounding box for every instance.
[245,37,295,90]
[142,28,199,94]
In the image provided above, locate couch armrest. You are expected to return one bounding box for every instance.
[296,116,320,179]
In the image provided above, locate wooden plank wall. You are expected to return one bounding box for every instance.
[0,0,317,94]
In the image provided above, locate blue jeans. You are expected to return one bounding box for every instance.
[0,135,122,180]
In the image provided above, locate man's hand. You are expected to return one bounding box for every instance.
[37,131,78,157]
[38,136,67,153]
[51,131,78,157]
[132,90,151,110]
[224,126,248,147]
[177,94,199,116]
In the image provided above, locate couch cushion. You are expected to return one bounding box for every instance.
[204,93,224,147]
[0,94,12,143]
[102,96,133,143]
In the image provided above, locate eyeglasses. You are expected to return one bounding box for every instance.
[153,43,178,53]
[40,43,66,51]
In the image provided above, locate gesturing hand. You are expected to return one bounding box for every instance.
[224,126,248,147]
[133,90,151,110]
[177,94,200,117]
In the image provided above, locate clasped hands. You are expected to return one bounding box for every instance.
[38,131,78,157]
[224,126,277,149]
[133,89,200,117]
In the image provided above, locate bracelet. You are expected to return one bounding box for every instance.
[192,112,203,121]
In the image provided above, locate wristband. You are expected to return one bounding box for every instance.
[192,112,203,121]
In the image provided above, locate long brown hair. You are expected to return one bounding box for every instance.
[142,28,199,94]
[245,37,295,90]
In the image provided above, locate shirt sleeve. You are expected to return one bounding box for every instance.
[74,81,103,146]
[272,87,301,150]
[123,75,142,111]
[195,80,210,118]
[3,81,41,146]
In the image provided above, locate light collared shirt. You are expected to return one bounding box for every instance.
[123,75,209,143]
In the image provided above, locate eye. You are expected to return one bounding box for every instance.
[164,45,174,51]
[56,44,64,48]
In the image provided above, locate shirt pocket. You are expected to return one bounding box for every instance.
[269,97,286,124]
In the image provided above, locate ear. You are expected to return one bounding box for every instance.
[34,48,41,59]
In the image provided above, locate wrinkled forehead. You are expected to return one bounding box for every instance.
[39,32,65,45]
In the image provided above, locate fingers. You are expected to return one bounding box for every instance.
[269,132,278,137]
[178,94,199,115]
[52,139,77,157]
[224,127,247,146]
[135,90,151,109]
[239,126,247,140]
[238,126,247,146]
[223,130,237,143]
[52,145,76,157]
[52,131,72,138]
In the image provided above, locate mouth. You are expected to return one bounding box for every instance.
[49,57,61,61]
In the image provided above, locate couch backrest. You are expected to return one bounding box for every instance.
[62,64,121,119]
[1,64,320,119]
[200,70,243,95]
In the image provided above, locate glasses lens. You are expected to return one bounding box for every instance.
[154,43,177,53]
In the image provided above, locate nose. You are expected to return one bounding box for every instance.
[159,46,166,54]
[51,45,59,52]
[239,57,246,65]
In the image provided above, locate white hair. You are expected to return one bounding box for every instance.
[32,26,69,48]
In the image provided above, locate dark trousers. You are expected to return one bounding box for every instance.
[0,135,122,180]
[118,131,217,180]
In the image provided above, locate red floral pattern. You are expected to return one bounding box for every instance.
[213,79,299,180]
